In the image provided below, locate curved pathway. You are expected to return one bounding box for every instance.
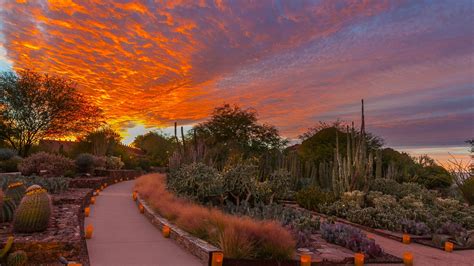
[85,180,201,266]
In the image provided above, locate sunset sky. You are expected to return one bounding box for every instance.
[0,0,472,164]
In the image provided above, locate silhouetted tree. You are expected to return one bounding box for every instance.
[0,70,103,156]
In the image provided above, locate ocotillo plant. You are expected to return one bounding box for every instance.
[13,185,52,233]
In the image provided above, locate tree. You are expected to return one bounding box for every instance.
[133,131,175,166]
[0,70,103,156]
[194,104,285,160]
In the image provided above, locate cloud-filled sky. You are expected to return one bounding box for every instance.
[0,0,472,162]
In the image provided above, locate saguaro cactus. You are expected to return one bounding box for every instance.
[13,185,52,233]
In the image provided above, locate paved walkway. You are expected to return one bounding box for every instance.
[365,229,474,266]
[85,180,201,266]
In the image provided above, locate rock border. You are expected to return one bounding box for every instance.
[135,195,221,265]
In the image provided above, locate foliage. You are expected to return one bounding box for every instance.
[72,127,121,157]
[222,164,257,206]
[135,173,295,260]
[168,163,224,203]
[18,152,74,177]
[0,70,103,156]
[194,104,286,165]
[1,175,69,194]
[75,153,96,173]
[296,186,334,211]
[133,131,175,166]
[106,156,124,170]
[0,156,22,173]
[459,177,474,205]
[320,222,383,258]
[0,149,16,161]
[401,219,431,236]
[13,185,52,233]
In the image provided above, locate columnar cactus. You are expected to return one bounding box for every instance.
[13,185,52,233]
[5,182,26,205]
[6,250,28,266]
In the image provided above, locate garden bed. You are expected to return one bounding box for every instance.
[286,203,473,251]
[135,174,402,265]
[0,203,89,264]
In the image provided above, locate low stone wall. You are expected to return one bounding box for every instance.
[69,170,143,189]
[135,196,221,265]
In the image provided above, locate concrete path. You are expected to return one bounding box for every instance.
[85,180,201,266]
[366,230,474,266]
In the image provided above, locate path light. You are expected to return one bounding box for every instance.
[84,207,90,217]
[354,253,364,266]
[95,189,100,196]
[367,234,374,240]
[403,252,413,266]
[445,241,454,252]
[300,254,311,266]
[402,234,410,244]
[67,263,82,266]
[85,225,93,239]
[132,191,137,201]
[138,203,144,213]
[162,225,170,238]
[90,197,96,205]
[211,252,223,266]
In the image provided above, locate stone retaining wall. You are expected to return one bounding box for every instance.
[135,195,221,266]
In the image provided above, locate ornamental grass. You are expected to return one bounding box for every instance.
[135,173,295,260]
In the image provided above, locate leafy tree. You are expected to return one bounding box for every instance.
[298,123,383,164]
[0,70,103,156]
[132,131,175,166]
[194,104,285,163]
[71,127,121,157]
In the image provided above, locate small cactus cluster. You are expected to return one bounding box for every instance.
[5,182,26,205]
[13,185,52,233]
[6,250,28,266]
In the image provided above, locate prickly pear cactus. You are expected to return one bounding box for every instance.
[5,182,26,205]
[13,186,52,233]
[6,250,28,266]
[0,197,16,223]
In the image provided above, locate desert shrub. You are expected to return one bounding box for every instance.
[106,156,124,170]
[18,152,74,177]
[296,186,334,211]
[0,148,16,160]
[401,219,431,235]
[266,169,292,203]
[0,156,23,172]
[320,222,383,258]
[75,153,96,173]
[0,175,69,194]
[168,162,224,203]
[459,177,474,205]
[135,173,295,260]
[341,190,366,207]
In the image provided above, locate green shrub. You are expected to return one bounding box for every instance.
[18,152,74,176]
[0,149,16,161]
[0,156,22,173]
[106,156,124,170]
[460,177,474,205]
[75,153,96,173]
[341,190,365,207]
[168,163,224,203]
[296,186,334,211]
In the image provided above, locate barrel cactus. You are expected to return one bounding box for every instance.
[5,182,26,205]
[0,197,16,223]
[6,250,28,266]
[13,185,52,233]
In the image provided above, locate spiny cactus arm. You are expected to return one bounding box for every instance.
[0,236,14,258]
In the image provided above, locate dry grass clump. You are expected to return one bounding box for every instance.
[135,173,295,260]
